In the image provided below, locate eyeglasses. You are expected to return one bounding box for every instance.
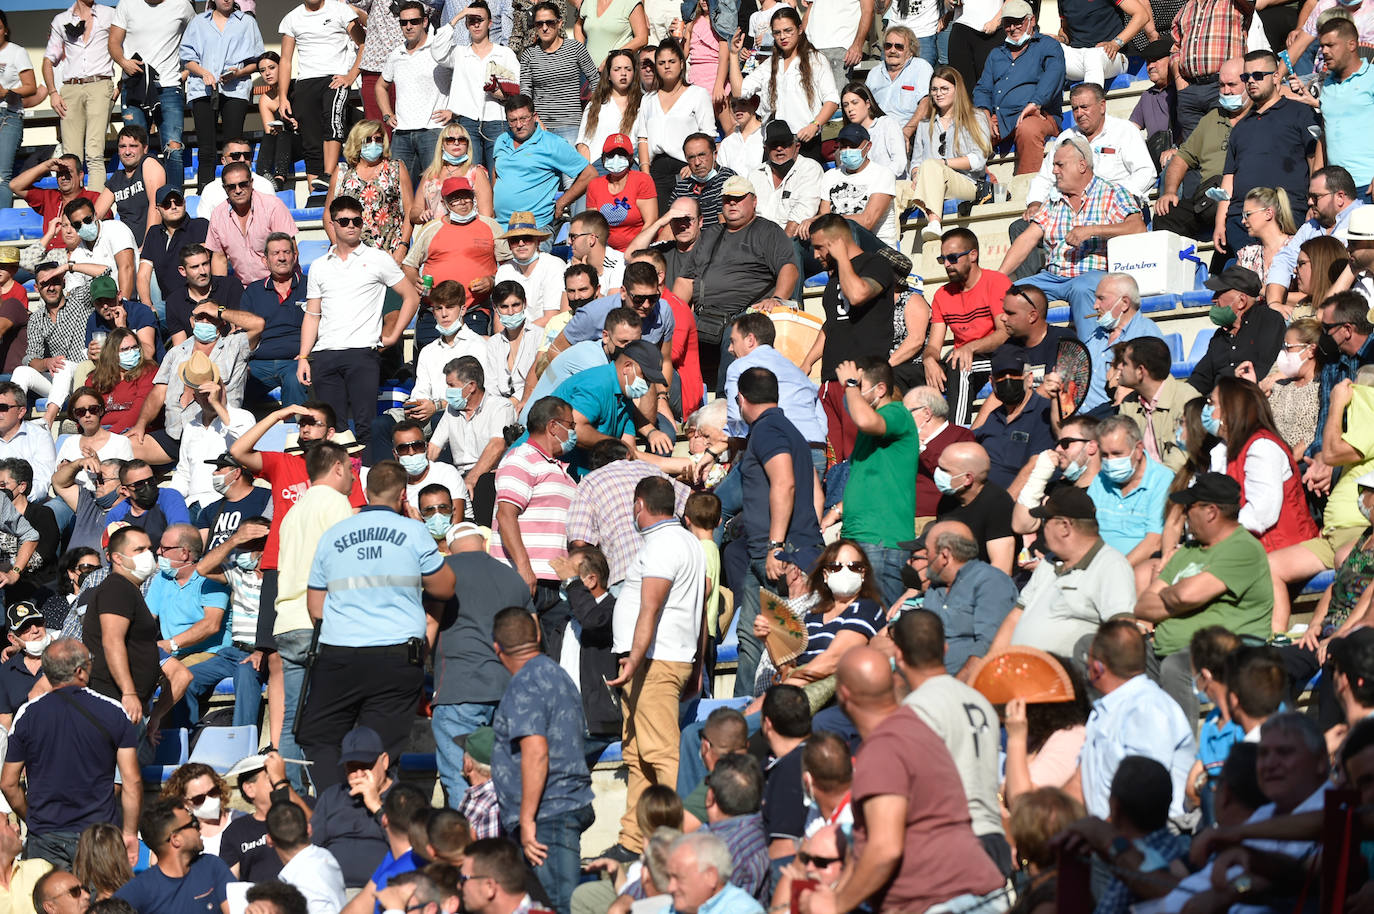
[935,250,972,265]
[394,439,427,455]
[72,405,103,418]
[1239,208,1269,221]
[1240,70,1275,81]
[627,292,657,305]
[534,17,558,26]
[881,41,906,49]
[823,561,865,573]
[186,786,221,806]
[1308,190,1336,203]
[157,543,190,555]
[334,216,364,227]
[399,16,425,24]
[75,563,101,574]
[225,150,251,161]
[798,852,843,867]
[224,180,251,191]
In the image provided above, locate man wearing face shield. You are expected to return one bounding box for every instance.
[0,603,52,727]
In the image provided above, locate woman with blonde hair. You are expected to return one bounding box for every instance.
[324,119,413,258]
[75,823,134,900]
[1235,186,1296,291]
[1255,317,1320,457]
[907,65,992,242]
[413,121,495,223]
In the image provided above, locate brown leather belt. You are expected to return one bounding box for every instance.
[64,75,111,85]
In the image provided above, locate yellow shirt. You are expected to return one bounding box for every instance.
[700,538,721,638]
[0,858,52,914]
[274,484,355,636]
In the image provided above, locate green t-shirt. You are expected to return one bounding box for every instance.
[842,400,919,549]
[1324,386,1374,532]
[1154,526,1274,655]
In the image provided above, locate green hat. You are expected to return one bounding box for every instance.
[455,726,494,766]
[89,275,119,301]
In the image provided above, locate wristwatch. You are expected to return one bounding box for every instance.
[844,378,860,387]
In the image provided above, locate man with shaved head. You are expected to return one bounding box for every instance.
[919,520,1017,677]
[933,442,1016,575]
[905,386,974,525]
[800,649,1003,914]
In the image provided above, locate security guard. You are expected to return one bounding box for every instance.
[296,460,457,790]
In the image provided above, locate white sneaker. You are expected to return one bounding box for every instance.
[922,219,943,242]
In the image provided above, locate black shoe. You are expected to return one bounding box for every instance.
[310,176,330,194]
[876,245,913,279]
[599,843,638,864]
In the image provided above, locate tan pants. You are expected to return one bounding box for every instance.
[1011,111,1061,175]
[60,80,114,191]
[618,658,693,853]
[912,160,979,225]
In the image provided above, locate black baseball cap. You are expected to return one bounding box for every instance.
[1203,264,1261,298]
[617,340,667,386]
[204,453,245,470]
[764,120,795,148]
[1168,472,1242,507]
[990,346,1028,376]
[1029,486,1097,521]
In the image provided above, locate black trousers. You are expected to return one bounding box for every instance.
[311,347,380,457]
[470,470,497,527]
[292,76,350,177]
[948,23,1003,98]
[297,642,425,791]
[257,126,297,183]
[650,154,687,214]
[191,95,252,191]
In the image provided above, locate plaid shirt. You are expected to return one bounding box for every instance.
[702,814,770,898]
[24,283,94,366]
[1093,827,1192,914]
[1033,177,1140,278]
[564,461,690,586]
[1171,0,1249,81]
[459,779,501,840]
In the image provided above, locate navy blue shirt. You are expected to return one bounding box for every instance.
[115,853,233,914]
[739,406,825,560]
[310,783,389,888]
[165,275,243,342]
[139,218,210,304]
[972,34,1066,138]
[197,486,272,551]
[0,654,40,716]
[85,300,165,361]
[974,393,1056,489]
[1225,97,1319,223]
[238,271,307,361]
[1059,0,1123,46]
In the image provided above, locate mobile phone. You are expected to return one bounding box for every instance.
[601,675,621,711]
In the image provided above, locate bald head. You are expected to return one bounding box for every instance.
[837,647,897,710]
[925,519,973,545]
[940,442,989,481]
[1219,57,1244,83]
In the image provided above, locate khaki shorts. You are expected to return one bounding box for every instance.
[1298,525,1367,566]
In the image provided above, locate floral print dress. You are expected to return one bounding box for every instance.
[337,159,406,250]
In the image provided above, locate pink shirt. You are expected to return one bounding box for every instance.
[44,3,116,80]
[489,440,577,581]
[687,16,721,91]
[204,191,297,284]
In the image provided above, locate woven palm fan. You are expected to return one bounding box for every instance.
[764,305,825,369]
[972,645,1075,705]
[761,588,807,678]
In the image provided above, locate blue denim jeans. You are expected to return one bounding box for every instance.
[1019,270,1105,340]
[249,359,310,408]
[916,22,952,68]
[183,644,265,726]
[0,107,22,209]
[732,556,777,698]
[532,804,595,914]
[391,128,441,191]
[276,628,313,791]
[859,542,908,607]
[431,701,497,808]
[121,84,187,185]
[457,116,506,171]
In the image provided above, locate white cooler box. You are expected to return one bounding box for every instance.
[1108,230,1196,297]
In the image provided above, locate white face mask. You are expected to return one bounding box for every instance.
[824,567,864,598]
[192,796,222,820]
[124,550,157,582]
[21,631,52,657]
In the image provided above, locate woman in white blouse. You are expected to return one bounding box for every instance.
[727,6,838,162]
[907,66,991,241]
[488,281,543,414]
[635,37,716,211]
[578,48,645,171]
[839,82,905,178]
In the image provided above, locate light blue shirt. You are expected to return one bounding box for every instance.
[1266,199,1365,289]
[676,884,764,914]
[492,126,592,225]
[865,56,933,125]
[922,559,1019,675]
[180,8,265,103]
[1081,309,1163,411]
[519,340,609,424]
[0,422,56,505]
[724,344,826,442]
[1085,454,1172,557]
[563,293,676,346]
[149,571,231,656]
[1321,61,1374,187]
[309,506,444,648]
[1080,673,1196,820]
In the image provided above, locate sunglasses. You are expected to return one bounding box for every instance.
[225,150,250,161]
[534,17,558,26]
[882,41,906,49]
[72,405,104,418]
[44,886,85,903]
[296,416,325,428]
[641,60,655,68]
[628,292,657,305]
[1240,70,1274,81]
[1056,436,1090,449]
[935,249,972,265]
[823,561,865,573]
[399,16,425,24]
[721,194,748,204]
[74,215,96,227]
[0,404,23,414]
[75,562,101,574]
[364,134,385,144]
[938,133,947,157]
[175,818,202,834]
[798,852,843,867]
[186,786,221,805]
[224,180,251,191]
[128,478,157,490]
[334,216,364,227]
[443,136,468,145]
[159,196,185,207]
[394,439,427,455]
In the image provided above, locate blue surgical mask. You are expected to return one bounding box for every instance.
[837,148,864,172]
[557,423,578,455]
[1217,92,1244,112]
[95,490,120,510]
[1101,455,1135,484]
[933,467,961,494]
[1096,305,1121,331]
[442,150,469,165]
[604,154,631,174]
[234,551,260,571]
[1201,403,1222,436]
[499,311,526,329]
[118,348,142,370]
[360,142,384,163]
[1005,30,1032,47]
[424,512,452,538]
[625,373,650,399]
[399,453,429,476]
[513,249,539,266]
[446,387,469,411]
[695,167,718,184]
[78,221,99,243]
[193,321,219,343]
[157,556,177,578]
[436,319,463,337]
[1062,460,1086,482]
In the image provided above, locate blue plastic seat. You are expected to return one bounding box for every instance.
[804,271,829,288]
[1302,569,1336,595]
[1140,293,1180,313]
[1046,305,1072,325]
[140,728,189,784]
[1163,332,1184,364]
[0,209,43,242]
[256,422,297,454]
[298,239,330,274]
[1185,328,1216,370]
[189,725,260,774]
[184,194,201,219]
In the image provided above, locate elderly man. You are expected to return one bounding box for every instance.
[933,442,1016,575]
[866,26,932,131]
[906,386,974,522]
[222,233,309,408]
[1187,265,1286,395]
[1129,38,1181,144]
[0,604,50,727]
[432,357,516,523]
[772,826,847,911]
[972,1,1066,175]
[667,832,763,914]
[196,137,277,215]
[748,122,824,239]
[629,197,704,287]
[1086,415,1173,566]
[2,638,141,868]
[672,134,737,229]
[205,162,297,286]
[1170,0,1249,135]
[999,136,1146,336]
[1264,166,1365,305]
[1114,337,1202,471]
[1079,273,1164,411]
[404,178,503,311]
[920,520,1018,676]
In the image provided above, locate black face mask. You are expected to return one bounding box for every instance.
[64,20,84,39]
[130,481,159,510]
[1318,333,1342,361]
[767,156,795,177]
[994,378,1026,405]
[568,296,595,313]
[899,563,923,591]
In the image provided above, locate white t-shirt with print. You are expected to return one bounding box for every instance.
[0,43,35,111]
[279,0,358,80]
[820,162,898,246]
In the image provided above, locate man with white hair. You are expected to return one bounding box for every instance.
[906,386,974,524]
[1079,273,1163,413]
[999,135,1146,340]
[666,832,764,914]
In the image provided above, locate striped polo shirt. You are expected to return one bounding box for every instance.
[490,440,576,581]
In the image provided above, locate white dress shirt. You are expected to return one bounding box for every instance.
[1028,115,1157,205]
[0,423,57,505]
[1208,439,1291,537]
[740,49,841,134]
[432,391,517,474]
[750,155,824,229]
[45,3,117,81]
[412,328,499,401]
[430,27,519,123]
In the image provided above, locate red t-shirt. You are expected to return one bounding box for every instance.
[27,188,103,250]
[666,291,703,417]
[257,450,367,569]
[929,268,1012,349]
[102,371,158,434]
[0,284,29,374]
[421,221,500,303]
[585,171,656,251]
[851,707,1004,912]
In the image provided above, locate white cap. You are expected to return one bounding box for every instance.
[1357,470,1374,490]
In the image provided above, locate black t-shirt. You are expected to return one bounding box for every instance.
[139,218,210,304]
[218,814,282,882]
[0,654,40,716]
[937,483,1017,565]
[81,573,162,703]
[1014,325,1078,384]
[821,251,896,380]
[166,276,244,342]
[198,487,273,552]
[1224,97,1319,222]
[761,743,807,841]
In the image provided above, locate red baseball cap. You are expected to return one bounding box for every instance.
[603,133,634,156]
[441,176,475,197]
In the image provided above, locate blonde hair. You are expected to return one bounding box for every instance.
[923,66,991,158]
[420,122,479,189]
[342,119,390,168]
[1244,186,1297,235]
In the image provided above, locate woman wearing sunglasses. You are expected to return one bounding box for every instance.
[907,65,991,243]
[164,763,240,856]
[54,387,134,492]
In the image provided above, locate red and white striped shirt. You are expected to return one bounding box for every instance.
[490,440,576,581]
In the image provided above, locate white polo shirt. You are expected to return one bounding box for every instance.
[432,392,517,474]
[306,242,404,351]
[278,0,358,80]
[405,460,468,506]
[495,252,567,323]
[612,519,705,663]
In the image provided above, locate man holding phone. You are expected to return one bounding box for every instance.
[9,155,101,253]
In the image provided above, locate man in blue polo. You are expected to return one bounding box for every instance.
[145,523,231,725]
[1081,272,1163,413]
[491,94,597,230]
[1315,18,1374,201]
[973,348,1055,490]
[222,232,308,407]
[1086,415,1173,568]
[552,340,673,476]
[297,460,456,790]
